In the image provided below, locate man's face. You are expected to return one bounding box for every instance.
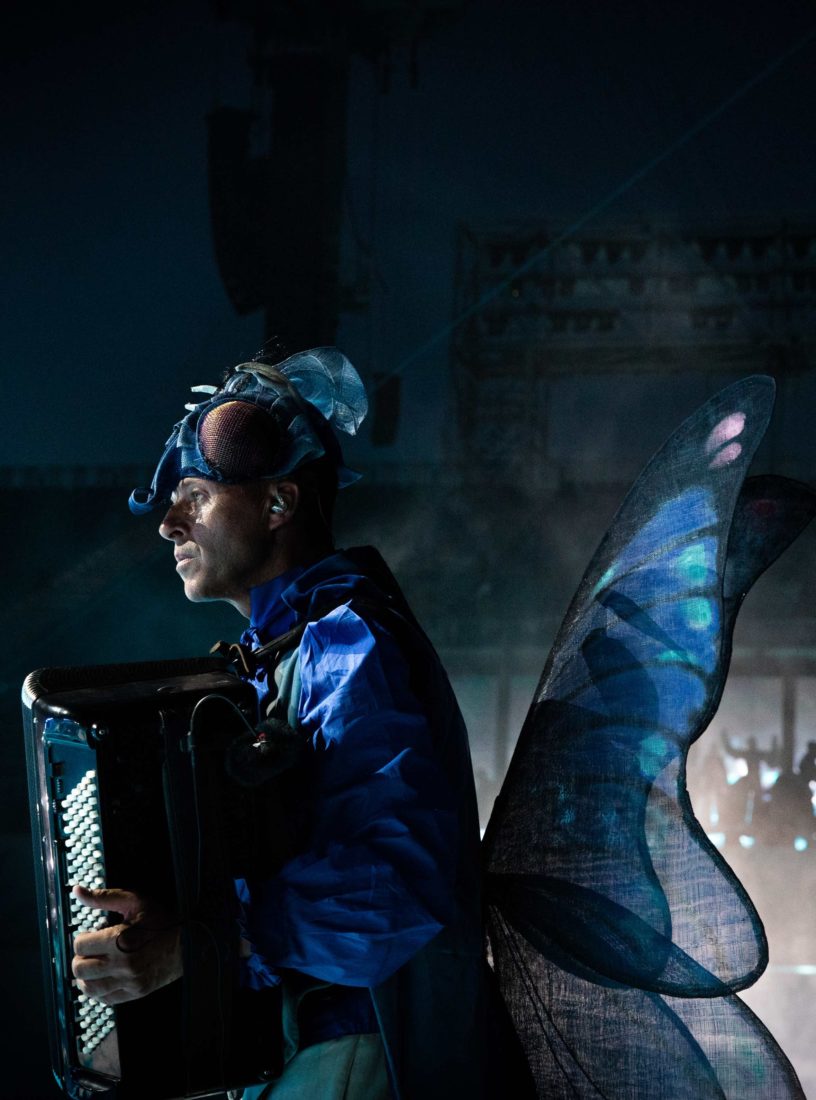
[158,478,274,614]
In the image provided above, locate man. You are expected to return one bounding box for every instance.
[70,347,530,1099]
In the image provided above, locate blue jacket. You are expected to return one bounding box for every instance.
[236,547,531,1099]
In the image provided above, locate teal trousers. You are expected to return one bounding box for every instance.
[241,1033,391,1100]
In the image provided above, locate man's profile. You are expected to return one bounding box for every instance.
[69,346,531,1099]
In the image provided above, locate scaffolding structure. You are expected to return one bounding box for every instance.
[452,218,816,485]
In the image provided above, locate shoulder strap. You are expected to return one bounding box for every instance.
[209,624,307,678]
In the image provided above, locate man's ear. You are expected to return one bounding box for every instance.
[266,480,299,527]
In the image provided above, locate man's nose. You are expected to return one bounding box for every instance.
[159,502,186,542]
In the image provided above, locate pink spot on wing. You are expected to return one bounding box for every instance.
[709,442,742,468]
[705,412,746,454]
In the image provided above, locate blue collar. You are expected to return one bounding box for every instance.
[244,547,408,648]
[247,565,306,642]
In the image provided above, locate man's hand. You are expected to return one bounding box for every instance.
[71,885,182,1005]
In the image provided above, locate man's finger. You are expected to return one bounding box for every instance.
[76,975,134,1003]
[72,951,134,982]
[73,925,122,959]
[76,948,151,984]
[88,986,142,1007]
[72,885,144,922]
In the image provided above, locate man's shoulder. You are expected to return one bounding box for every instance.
[280,546,444,689]
[299,599,403,663]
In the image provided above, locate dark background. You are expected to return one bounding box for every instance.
[2,0,815,471]
[2,2,816,1096]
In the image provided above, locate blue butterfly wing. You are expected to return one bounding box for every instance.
[483,376,815,1097]
[489,905,805,1100]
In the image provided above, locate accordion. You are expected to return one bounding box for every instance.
[23,655,295,1100]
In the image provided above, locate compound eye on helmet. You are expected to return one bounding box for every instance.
[198,400,282,480]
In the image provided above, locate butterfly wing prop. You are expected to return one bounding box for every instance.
[483,376,816,1098]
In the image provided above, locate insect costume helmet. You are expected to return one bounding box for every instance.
[129,347,367,515]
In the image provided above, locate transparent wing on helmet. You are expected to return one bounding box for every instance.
[483,376,813,1097]
[240,347,368,436]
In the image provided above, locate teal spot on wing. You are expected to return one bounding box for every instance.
[676,543,712,586]
[684,598,713,630]
[592,565,617,597]
[638,734,672,778]
[657,647,702,667]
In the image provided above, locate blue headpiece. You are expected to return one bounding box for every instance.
[129,346,367,515]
